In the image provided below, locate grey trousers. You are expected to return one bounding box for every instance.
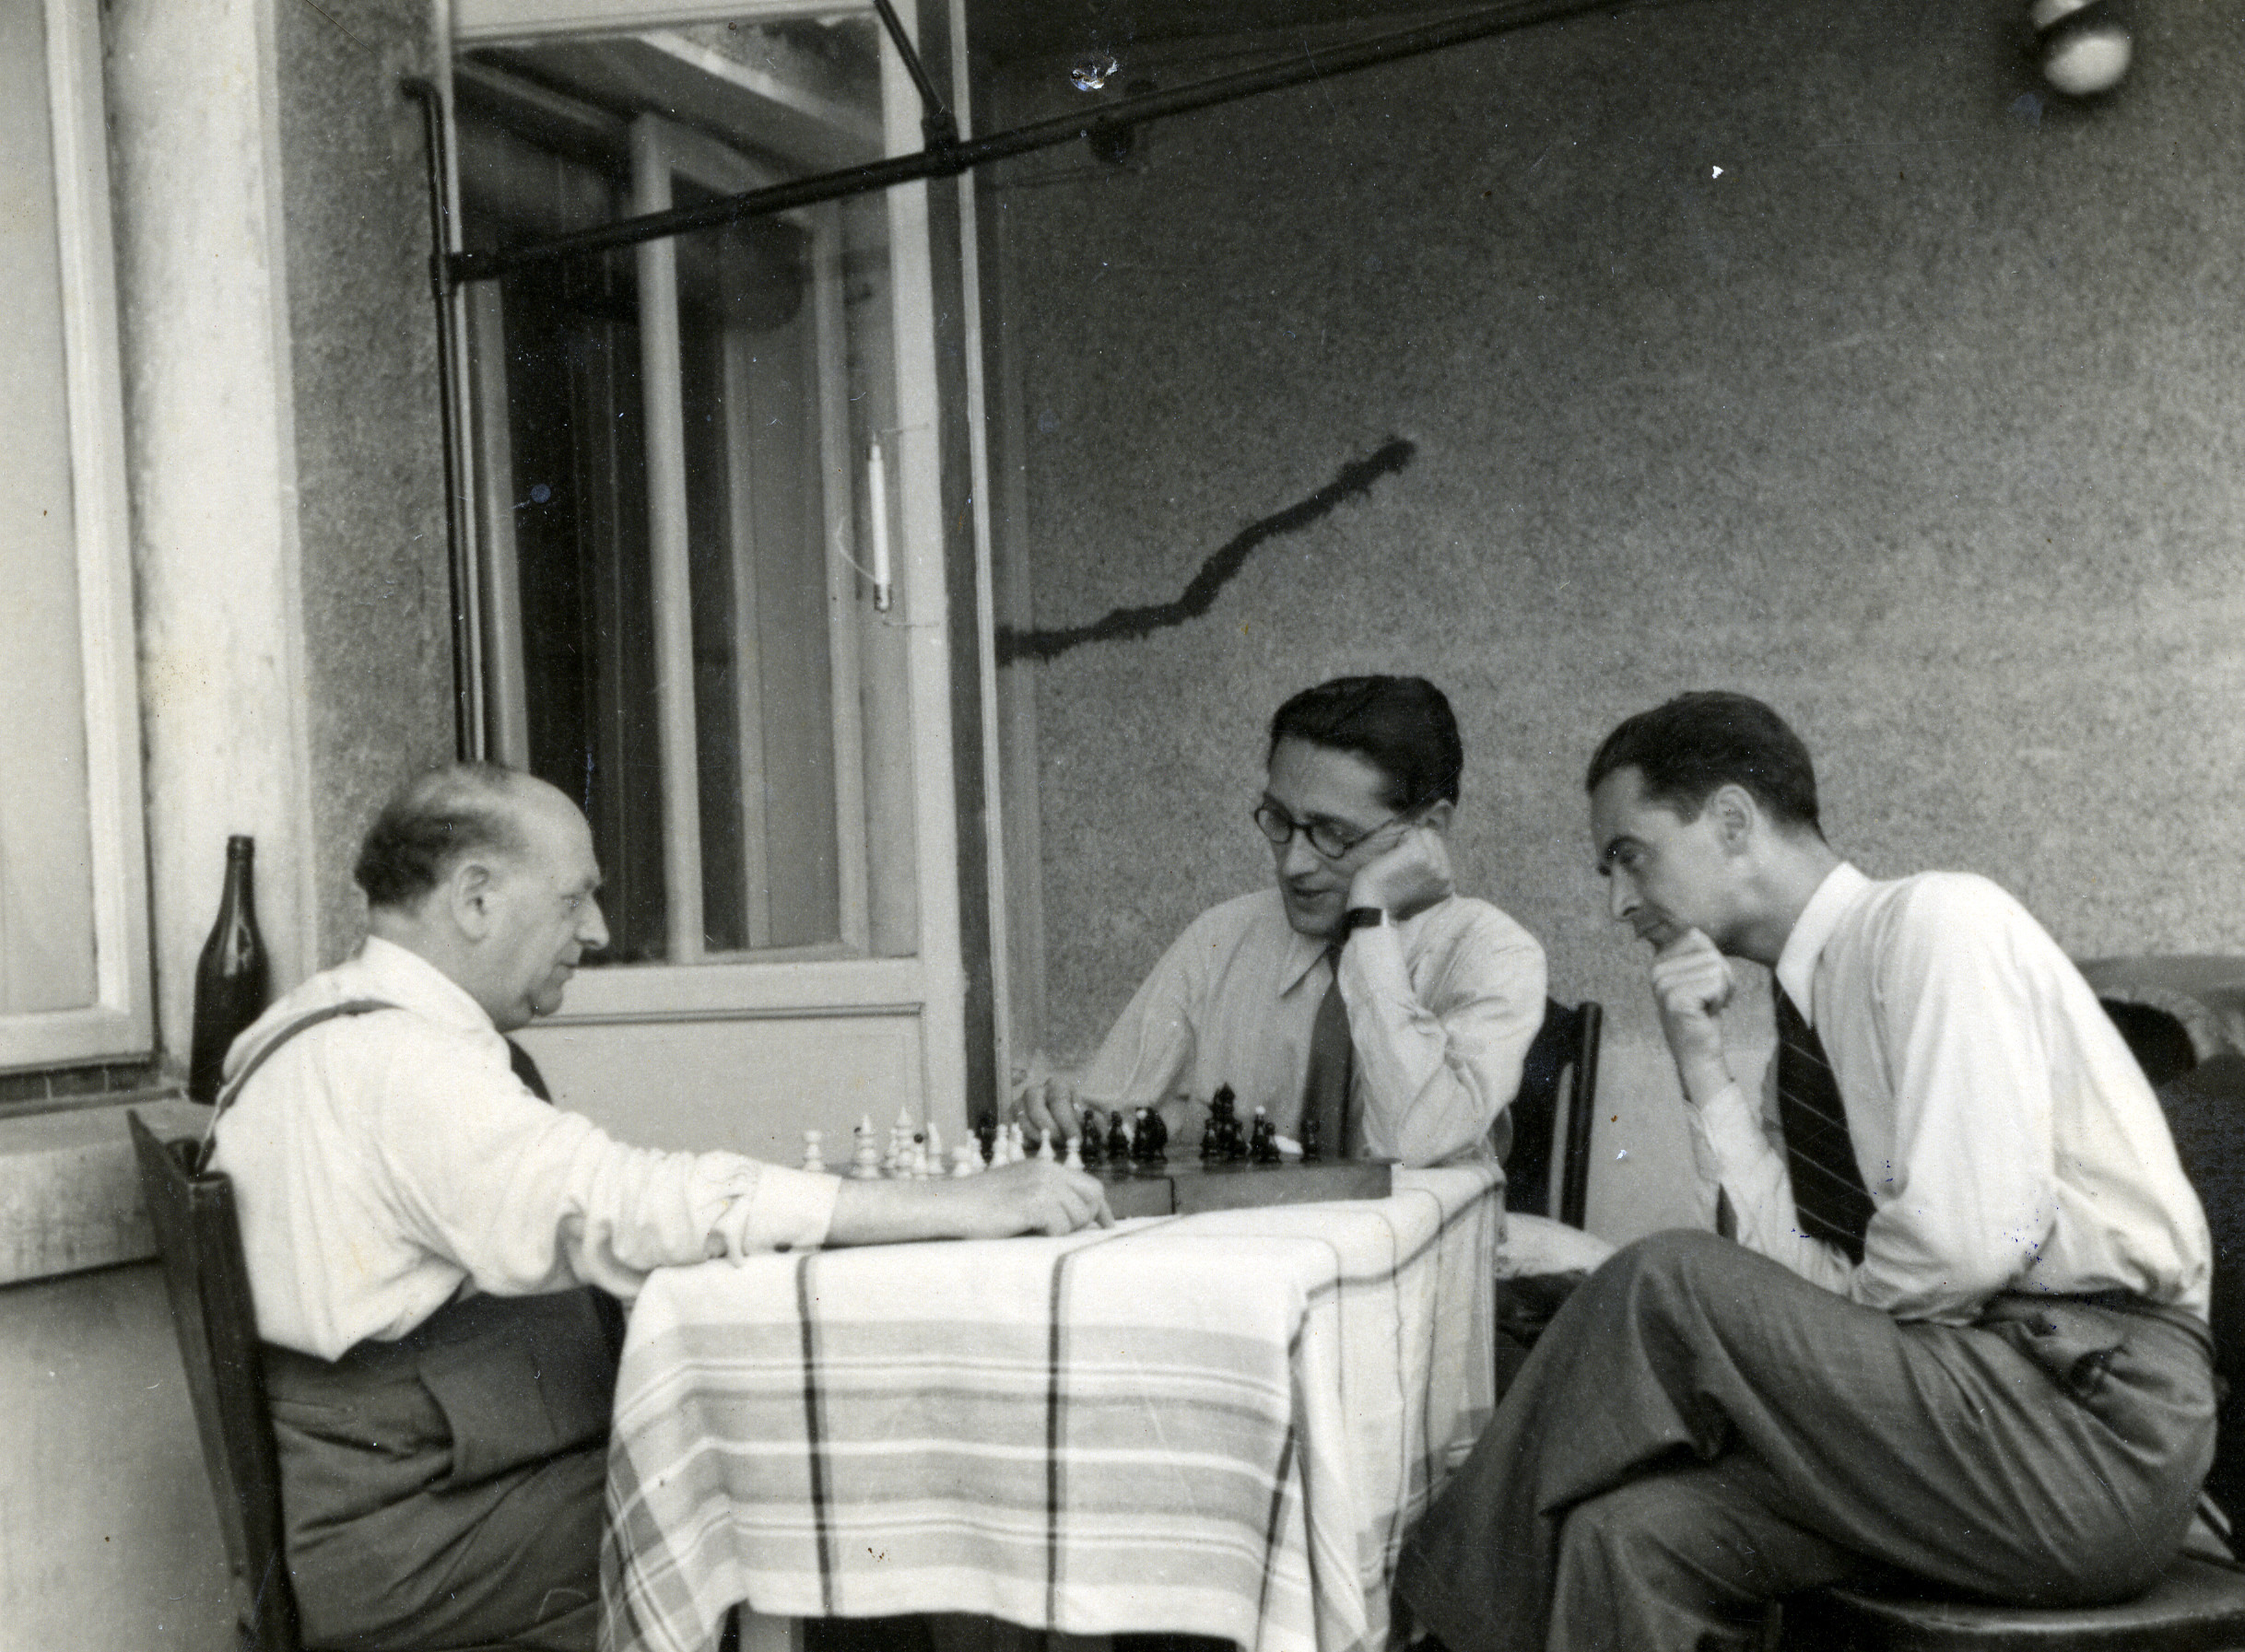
[1396,1230,2216,1652]
[264,1289,619,1651]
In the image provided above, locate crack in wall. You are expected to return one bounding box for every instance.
[997,437,1417,664]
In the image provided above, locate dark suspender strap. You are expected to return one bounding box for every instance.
[194,998,399,1172]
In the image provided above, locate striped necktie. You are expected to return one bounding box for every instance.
[1302,949,1355,1158]
[1773,985,1875,1263]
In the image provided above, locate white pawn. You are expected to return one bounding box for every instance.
[1063,1133,1084,1171]
[1037,1128,1057,1164]
[802,1129,826,1174]
[950,1142,981,1177]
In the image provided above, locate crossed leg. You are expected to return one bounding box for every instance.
[1397,1230,2214,1652]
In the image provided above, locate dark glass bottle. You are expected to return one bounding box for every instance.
[188,836,271,1103]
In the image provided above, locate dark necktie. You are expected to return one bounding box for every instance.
[1773,986,1875,1263]
[1302,949,1356,1158]
[508,1037,554,1103]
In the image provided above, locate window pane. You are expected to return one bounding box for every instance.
[0,0,99,1014]
[461,12,909,965]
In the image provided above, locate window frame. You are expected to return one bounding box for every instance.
[0,0,152,1073]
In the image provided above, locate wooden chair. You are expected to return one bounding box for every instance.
[129,1109,302,1652]
[1504,997,1602,1228]
[133,1107,613,1652]
[1778,1052,2245,1649]
[1494,1000,1603,1390]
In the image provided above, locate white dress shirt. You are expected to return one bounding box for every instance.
[1073,887,1546,1166]
[1689,862,2212,1324]
[208,937,840,1359]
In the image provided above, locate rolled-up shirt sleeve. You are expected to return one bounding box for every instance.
[1340,906,1546,1166]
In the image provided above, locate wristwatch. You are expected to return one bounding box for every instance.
[1342,906,1387,936]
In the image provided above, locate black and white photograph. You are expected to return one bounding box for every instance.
[3,1,2242,1647]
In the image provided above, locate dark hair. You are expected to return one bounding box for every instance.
[1266,676,1463,809]
[354,763,532,911]
[1584,692,1822,835]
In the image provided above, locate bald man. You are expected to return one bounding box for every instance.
[209,764,1108,1652]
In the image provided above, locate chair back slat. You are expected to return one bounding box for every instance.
[129,1110,301,1652]
[1505,998,1602,1228]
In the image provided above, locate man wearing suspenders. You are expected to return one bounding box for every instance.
[208,764,1109,1651]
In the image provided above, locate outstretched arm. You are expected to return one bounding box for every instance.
[828,1160,1111,1244]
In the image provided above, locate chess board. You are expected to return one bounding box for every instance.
[1090,1156,1392,1218]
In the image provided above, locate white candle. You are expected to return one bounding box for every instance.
[867,438,892,612]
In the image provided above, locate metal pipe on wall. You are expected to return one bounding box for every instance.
[442,0,1628,288]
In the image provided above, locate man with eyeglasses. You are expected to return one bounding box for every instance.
[1023,675,1546,1167]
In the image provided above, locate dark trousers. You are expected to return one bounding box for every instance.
[264,1288,621,1651]
[1397,1230,2216,1652]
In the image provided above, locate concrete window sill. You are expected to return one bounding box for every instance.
[0,1095,208,1285]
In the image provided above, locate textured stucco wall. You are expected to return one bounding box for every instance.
[988,1,2245,1235]
[274,0,453,966]
[112,0,448,1059]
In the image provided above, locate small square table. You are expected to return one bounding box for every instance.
[599,1164,1500,1652]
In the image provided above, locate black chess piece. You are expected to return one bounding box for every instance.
[1249,1107,1281,1165]
[1203,1084,1239,1162]
[1300,1110,1323,1163]
[1078,1116,1103,1168]
[974,1113,998,1166]
[1107,1108,1133,1165]
[1133,1106,1169,1166]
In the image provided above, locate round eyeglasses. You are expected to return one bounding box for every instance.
[1252,800,1417,861]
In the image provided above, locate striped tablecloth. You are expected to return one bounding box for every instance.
[599,1165,1500,1652]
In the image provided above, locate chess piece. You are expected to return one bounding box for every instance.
[1064,1133,1084,1171]
[974,1113,998,1167]
[1133,1106,1169,1166]
[802,1129,826,1174]
[1037,1128,1057,1164]
[1107,1108,1133,1165]
[1249,1107,1281,1165]
[1300,1110,1323,1163]
[1079,1119,1103,1168]
[1202,1086,1230,1162]
[925,1120,944,1171]
[950,1142,981,1177]
[850,1116,885,1179]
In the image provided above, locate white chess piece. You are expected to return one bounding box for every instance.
[950,1142,981,1177]
[802,1129,825,1174]
[925,1120,945,1169]
[849,1119,884,1180]
[1037,1128,1056,1164]
[1063,1133,1084,1171]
